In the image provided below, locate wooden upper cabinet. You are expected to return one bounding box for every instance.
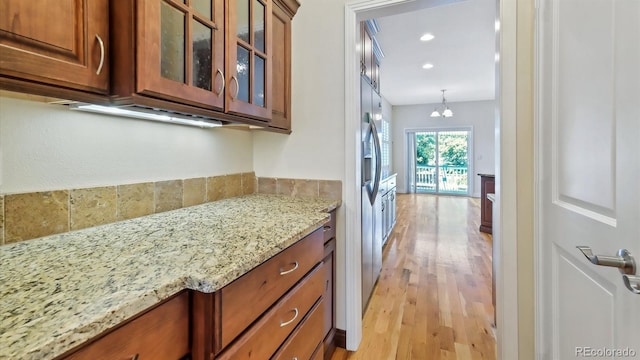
[373,58,380,93]
[1,0,299,131]
[0,0,109,94]
[270,2,291,130]
[226,0,272,121]
[360,21,382,94]
[360,22,373,83]
[128,0,225,110]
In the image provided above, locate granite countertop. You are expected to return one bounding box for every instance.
[0,194,339,360]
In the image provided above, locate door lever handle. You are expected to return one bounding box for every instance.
[576,246,636,275]
[622,275,640,294]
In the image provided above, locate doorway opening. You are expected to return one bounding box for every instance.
[408,128,472,195]
[344,0,520,356]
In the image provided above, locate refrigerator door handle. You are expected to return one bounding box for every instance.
[362,112,373,187]
[369,119,382,205]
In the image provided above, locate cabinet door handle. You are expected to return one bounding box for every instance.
[230,76,239,100]
[215,68,225,96]
[280,308,299,327]
[279,261,299,275]
[131,354,139,360]
[95,34,105,75]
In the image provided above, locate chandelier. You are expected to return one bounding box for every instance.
[430,89,453,118]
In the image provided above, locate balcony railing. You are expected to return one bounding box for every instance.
[416,165,468,194]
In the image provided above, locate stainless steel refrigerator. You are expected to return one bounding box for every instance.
[361,76,383,314]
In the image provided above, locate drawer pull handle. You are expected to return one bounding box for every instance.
[280,261,299,275]
[280,308,299,327]
[131,354,139,360]
[323,225,332,231]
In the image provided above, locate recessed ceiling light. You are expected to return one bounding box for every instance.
[420,33,435,42]
[422,63,434,69]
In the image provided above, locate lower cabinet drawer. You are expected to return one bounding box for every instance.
[272,298,324,360]
[220,228,324,348]
[62,291,190,360]
[323,211,336,242]
[310,343,324,360]
[217,265,324,360]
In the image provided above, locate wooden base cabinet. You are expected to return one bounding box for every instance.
[272,299,325,360]
[56,222,333,360]
[478,174,495,234]
[216,267,324,360]
[60,291,191,360]
[322,210,337,359]
[193,226,329,360]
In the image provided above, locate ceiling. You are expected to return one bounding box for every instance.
[371,0,497,106]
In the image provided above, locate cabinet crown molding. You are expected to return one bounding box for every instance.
[274,0,300,18]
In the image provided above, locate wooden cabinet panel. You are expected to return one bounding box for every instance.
[217,265,324,360]
[269,2,291,130]
[61,291,191,360]
[225,0,272,120]
[322,211,337,359]
[479,174,495,234]
[361,22,373,82]
[219,228,324,348]
[311,343,324,360]
[0,0,109,93]
[272,298,324,360]
[322,242,334,339]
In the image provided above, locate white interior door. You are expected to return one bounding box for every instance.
[538,0,640,358]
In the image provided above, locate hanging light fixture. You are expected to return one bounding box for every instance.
[430,89,453,118]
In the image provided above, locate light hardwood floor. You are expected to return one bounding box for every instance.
[332,194,496,360]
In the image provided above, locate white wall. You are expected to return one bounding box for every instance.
[252,0,350,331]
[0,96,254,194]
[381,95,394,177]
[252,3,345,181]
[391,99,495,196]
[382,95,393,122]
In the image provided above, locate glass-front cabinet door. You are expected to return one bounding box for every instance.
[137,0,225,110]
[226,0,272,120]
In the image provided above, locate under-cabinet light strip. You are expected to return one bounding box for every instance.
[69,104,223,129]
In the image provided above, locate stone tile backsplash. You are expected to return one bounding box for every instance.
[0,195,4,245]
[0,172,255,245]
[257,177,342,202]
[206,175,225,202]
[154,180,183,213]
[183,177,207,207]
[224,174,243,199]
[70,186,117,231]
[116,182,155,221]
[5,191,70,243]
[0,173,342,245]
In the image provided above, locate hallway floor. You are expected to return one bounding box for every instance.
[332,194,496,360]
